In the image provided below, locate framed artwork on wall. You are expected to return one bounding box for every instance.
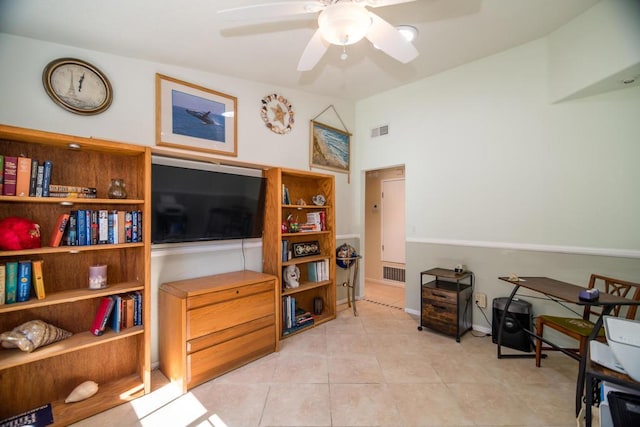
[309,120,350,173]
[291,241,321,258]
[156,74,237,156]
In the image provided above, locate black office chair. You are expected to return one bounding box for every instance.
[608,391,640,427]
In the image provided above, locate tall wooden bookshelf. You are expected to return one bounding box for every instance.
[262,167,336,339]
[0,124,150,425]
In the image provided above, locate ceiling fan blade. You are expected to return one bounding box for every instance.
[363,0,417,8]
[365,12,418,63]
[218,1,325,21]
[297,29,330,71]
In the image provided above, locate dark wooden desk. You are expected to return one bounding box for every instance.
[497,276,640,417]
[585,359,640,427]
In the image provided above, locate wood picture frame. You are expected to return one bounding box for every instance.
[156,74,237,156]
[309,120,350,173]
[291,240,321,258]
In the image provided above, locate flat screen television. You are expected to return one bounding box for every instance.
[151,156,266,244]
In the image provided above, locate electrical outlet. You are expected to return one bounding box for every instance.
[475,292,487,308]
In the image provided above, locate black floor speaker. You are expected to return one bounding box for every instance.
[492,297,533,352]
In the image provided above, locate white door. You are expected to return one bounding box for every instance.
[381,178,405,263]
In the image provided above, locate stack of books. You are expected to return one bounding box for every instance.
[282,295,314,335]
[298,211,324,232]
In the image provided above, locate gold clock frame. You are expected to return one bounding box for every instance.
[42,57,113,115]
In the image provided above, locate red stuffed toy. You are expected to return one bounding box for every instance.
[0,216,41,250]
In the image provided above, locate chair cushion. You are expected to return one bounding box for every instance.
[539,315,606,337]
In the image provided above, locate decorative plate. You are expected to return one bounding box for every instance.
[260,93,294,134]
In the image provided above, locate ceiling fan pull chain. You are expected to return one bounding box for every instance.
[341,45,348,61]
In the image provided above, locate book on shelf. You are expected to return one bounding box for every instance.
[16,260,32,303]
[90,296,115,336]
[15,156,32,197]
[49,184,97,194]
[0,263,5,305]
[281,296,315,335]
[281,239,289,262]
[0,402,54,427]
[117,210,126,243]
[34,164,44,197]
[0,155,4,194]
[41,160,52,197]
[110,294,122,333]
[49,213,70,247]
[123,293,136,329]
[63,212,77,246]
[90,210,98,245]
[48,192,97,199]
[133,291,143,326]
[2,156,17,196]
[5,261,18,304]
[31,259,45,300]
[98,210,109,244]
[28,159,38,196]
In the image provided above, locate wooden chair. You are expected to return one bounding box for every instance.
[535,274,640,367]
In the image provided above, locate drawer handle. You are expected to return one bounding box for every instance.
[432,305,448,311]
[236,290,239,294]
[432,292,449,298]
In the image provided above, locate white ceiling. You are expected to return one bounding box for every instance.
[0,0,600,101]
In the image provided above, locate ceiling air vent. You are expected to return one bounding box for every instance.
[370,124,389,138]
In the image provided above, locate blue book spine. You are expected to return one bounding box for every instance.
[86,210,92,245]
[137,210,143,243]
[111,295,121,333]
[5,261,18,304]
[132,211,139,243]
[108,211,115,244]
[41,160,52,197]
[16,261,32,302]
[76,210,87,246]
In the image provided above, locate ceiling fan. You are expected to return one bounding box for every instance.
[218,0,419,71]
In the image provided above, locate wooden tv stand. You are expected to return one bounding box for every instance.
[158,270,279,392]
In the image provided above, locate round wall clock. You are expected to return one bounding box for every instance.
[260,93,294,134]
[42,58,113,115]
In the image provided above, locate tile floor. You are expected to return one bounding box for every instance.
[73,283,591,427]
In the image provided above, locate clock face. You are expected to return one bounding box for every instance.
[43,58,113,115]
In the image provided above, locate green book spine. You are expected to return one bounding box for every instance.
[5,261,18,304]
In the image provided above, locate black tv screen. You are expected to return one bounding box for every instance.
[151,156,266,244]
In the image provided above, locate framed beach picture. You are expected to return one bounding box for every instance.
[309,120,350,173]
[156,74,237,156]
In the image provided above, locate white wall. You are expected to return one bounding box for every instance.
[548,0,640,102]
[354,28,640,330]
[0,33,357,364]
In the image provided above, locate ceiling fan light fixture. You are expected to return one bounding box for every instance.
[318,2,372,46]
[397,25,418,42]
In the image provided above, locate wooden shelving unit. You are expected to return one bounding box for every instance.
[0,124,150,425]
[262,167,336,339]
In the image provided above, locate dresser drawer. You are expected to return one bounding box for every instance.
[187,324,275,389]
[422,303,457,336]
[187,314,275,354]
[187,280,274,309]
[187,289,274,340]
[422,285,457,305]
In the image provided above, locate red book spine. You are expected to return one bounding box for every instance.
[2,156,17,196]
[90,296,115,336]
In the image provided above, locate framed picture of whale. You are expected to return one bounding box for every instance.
[156,74,237,156]
[309,120,350,174]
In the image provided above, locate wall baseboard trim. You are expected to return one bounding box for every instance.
[407,237,640,259]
